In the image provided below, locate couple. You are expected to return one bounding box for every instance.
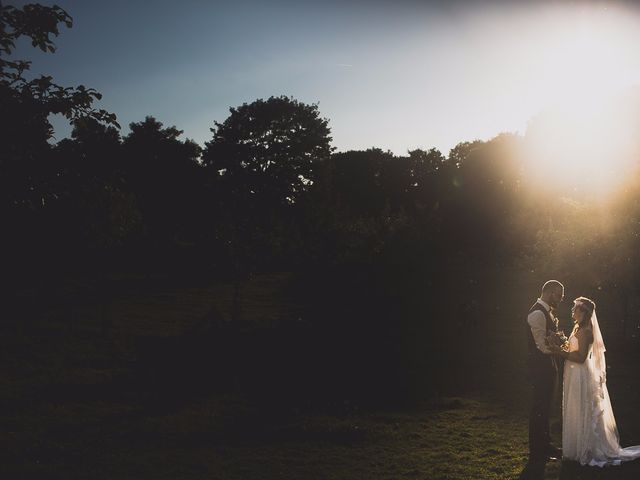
[526,280,640,466]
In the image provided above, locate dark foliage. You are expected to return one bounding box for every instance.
[4,2,640,412]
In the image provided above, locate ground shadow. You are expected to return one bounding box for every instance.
[518,459,547,479]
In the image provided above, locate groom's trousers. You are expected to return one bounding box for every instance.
[529,366,556,457]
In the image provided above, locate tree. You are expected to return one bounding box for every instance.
[1,3,118,157]
[201,96,333,320]
[408,148,445,181]
[0,2,118,272]
[327,149,390,215]
[52,119,142,251]
[437,135,526,258]
[447,140,483,169]
[122,116,203,245]
[202,96,333,206]
[201,96,334,265]
[300,149,413,265]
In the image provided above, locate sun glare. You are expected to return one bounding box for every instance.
[521,8,640,197]
[525,92,638,193]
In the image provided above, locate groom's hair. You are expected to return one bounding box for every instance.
[541,280,564,295]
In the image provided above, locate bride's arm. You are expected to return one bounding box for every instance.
[550,329,593,363]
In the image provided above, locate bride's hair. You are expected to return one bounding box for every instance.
[572,296,596,334]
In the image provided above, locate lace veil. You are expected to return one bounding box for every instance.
[589,310,607,388]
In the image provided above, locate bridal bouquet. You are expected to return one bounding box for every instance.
[547,330,569,352]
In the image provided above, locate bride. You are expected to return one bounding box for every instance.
[548,297,640,466]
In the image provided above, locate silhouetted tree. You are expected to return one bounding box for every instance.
[408,148,445,182]
[202,96,333,206]
[436,136,527,259]
[0,2,117,275]
[403,148,446,217]
[0,3,118,162]
[328,149,390,215]
[447,140,483,169]
[201,96,333,319]
[122,116,203,247]
[300,149,413,265]
[52,119,141,251]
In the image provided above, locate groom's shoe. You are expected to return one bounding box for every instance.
[545,445,562,460]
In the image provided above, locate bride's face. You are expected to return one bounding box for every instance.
[571,304,585,323]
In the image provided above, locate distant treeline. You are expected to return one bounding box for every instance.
[0,102,544,271]
[3,3,640,293]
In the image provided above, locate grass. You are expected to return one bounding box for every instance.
[2,268,640,479]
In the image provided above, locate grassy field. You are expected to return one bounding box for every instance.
[2,268,640,479]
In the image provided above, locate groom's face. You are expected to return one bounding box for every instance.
[549,288,564,307]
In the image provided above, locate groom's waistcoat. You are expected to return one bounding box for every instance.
[526,302,557,375]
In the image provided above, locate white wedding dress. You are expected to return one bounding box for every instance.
[562,321,640,467]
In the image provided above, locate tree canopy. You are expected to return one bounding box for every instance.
[202,96,333,206]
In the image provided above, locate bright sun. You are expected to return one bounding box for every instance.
[522,8,640,197]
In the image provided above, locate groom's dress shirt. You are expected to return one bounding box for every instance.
[528,299,552,354]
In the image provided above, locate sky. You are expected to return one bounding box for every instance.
[10,0,640,155]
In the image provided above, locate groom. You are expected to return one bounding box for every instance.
[526,280,564,462]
